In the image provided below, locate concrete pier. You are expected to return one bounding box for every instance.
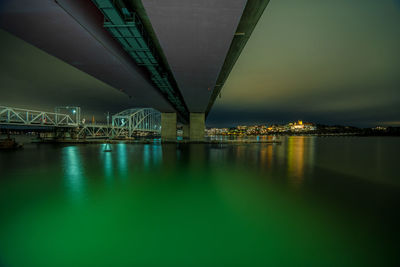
[189,113,205,141]
[182,124,190,139]
[161,113,177,141]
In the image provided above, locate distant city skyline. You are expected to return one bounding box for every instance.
[205,119,394,129]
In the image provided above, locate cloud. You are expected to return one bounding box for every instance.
[208,0,400,126]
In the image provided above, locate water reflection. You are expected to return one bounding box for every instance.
[162,144,178,169]
[143,144,151,169]
[267,143,273,168]
[101,144,113,182]
[152,144,162,166]
[117,143,128,178]
[62,146,85,200]
[286,136,315,187]
[143,144,163,169]
[189,144,206,168]
[258,142,274,170]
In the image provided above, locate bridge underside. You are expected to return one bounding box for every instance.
[141,0,247,112]
[0,0,269,139]
[0,0,175,113]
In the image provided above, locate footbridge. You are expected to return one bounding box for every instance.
[0,106,161,139]
[0,0,270,140]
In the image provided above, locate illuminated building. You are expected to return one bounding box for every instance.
[290,120,316,132]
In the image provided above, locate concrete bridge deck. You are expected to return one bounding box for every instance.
[0,0,270,140]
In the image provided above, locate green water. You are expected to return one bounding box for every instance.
[0,136,399,266]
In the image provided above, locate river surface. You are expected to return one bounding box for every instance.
[0,136,399,266]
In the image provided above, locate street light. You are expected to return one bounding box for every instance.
[105,111,109,126]
[55,106,80,125]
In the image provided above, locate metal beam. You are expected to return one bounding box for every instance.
[91,0,189,122]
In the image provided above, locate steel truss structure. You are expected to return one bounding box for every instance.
[0,106,78,127]
[0,106,161,139]
[111,108,161,137]
[76,108,161,138]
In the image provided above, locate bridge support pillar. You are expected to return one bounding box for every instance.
[161,113,177,141]
[182,124,190,139]
[190,113,205,141]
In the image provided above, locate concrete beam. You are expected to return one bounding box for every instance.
[206,0,271,116]
[189,113,205,141]
[142,0,247,112]
[161,113,177,141]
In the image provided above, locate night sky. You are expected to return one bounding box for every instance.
[1,0,400,127]
[208,0,400,127]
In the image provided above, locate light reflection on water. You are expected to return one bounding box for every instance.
[117,143,128,177]
[0,136,399,266]
[286,136,316,187]
[152,144,162,166]
[62,146,85,199]
[143,144,151,169]
[103,147,113,181]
